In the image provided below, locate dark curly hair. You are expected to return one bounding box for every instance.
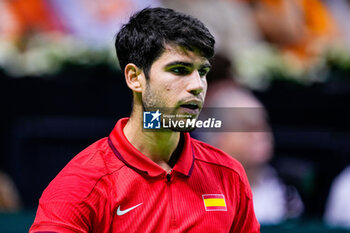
[115,7,215,77]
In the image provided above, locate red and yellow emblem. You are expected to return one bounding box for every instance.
[202,194,227,211]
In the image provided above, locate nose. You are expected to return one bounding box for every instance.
[187,71,206,96]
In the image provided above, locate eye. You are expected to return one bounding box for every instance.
[170,66,191,75]
[198,68,210,77]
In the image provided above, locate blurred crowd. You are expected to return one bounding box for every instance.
[1,0,350,85]
[0,0,350,230]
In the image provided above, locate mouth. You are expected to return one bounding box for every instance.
[180,103,200,110]
[178,101,202,115]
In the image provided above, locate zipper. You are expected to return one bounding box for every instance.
[166,173,171,182]
[166,170,176,227]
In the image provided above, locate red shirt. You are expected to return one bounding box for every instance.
[30,118,260,233]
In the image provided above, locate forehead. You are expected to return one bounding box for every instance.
[154,44,209,66]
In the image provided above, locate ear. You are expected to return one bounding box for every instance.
[124,63,144,93]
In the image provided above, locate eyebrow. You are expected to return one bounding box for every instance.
[165,61,211,69]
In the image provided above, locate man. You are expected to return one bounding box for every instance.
[30,7,260,233]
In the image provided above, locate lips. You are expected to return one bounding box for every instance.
[180,103,199,110]
[179,100,202,114]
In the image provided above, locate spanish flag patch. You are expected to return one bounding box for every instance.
[202,194,227,211]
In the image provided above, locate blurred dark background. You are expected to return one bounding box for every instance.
[0,64,132,209]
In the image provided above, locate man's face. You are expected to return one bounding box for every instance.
[142,45,211,121]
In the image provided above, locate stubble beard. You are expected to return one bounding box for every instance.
[142,81,194,132]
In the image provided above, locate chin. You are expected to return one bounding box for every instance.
[169,126,197,132]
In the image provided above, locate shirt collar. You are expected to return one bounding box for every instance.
[108,118,195,178]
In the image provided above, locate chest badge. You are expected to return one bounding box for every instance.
[202,194,227,211]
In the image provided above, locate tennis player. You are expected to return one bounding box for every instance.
[30,7,260,233]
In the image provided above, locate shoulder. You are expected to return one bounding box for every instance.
[191,138,249,184]
[191,138,245,173]
[334,166,350,186]
[328,166,350,199]
[40,137,124,203]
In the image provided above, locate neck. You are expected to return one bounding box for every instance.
[123,110,181,172]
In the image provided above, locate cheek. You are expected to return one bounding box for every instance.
[202,79,208,97]
[165,81,182,93]
[165,84,171,91]
[203,79,208,88]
